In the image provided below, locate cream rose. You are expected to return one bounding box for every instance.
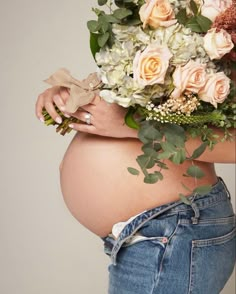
[133,43,173,86]
[201,0,232,22]
[198,72,230,108]
[203,28,234,60]
[171,60,207,99]
[139,0,177,29]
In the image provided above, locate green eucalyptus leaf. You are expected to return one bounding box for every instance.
[87,20,100,33]
[142,145,157,157]
[163,124,186,147]
[186,165,205,179]
[144,173,159,184]
[193,185,212,195]
[190,0,198,15]
[154,171,164,181]
[137,154,155,169]
[126,18,142,25]
[157,151,172,160]
[100,21,110,33]
[171,149,186,165]
[98,0,108,6]
[115,0,137,8]
[98,32,110,47]
[89,33,100,59]
[153,143,162,152]
[127,167,140,175]
[190,142,208,159]
[179,194,192,205]
[176,8,188,25]
[160,141,176,153]
[138,124,163,143]
[186,16,202,32]
[113,8,133,19]
[196,15,212,32]
[156,161,168,170]
[100,14,119,23]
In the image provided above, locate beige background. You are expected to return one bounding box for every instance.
[0,0,235,293]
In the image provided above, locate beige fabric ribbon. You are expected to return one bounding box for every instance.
[44,68,103,113]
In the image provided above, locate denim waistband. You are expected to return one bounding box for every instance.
[103,177,231,265]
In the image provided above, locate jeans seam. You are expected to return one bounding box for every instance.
[152,214,181,293]
[188,243,195,294]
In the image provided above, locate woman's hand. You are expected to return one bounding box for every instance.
[69,96,138,138]
[35,87,138,138]
[35,86,70,123]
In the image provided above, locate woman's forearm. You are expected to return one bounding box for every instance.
[185,128,236,163]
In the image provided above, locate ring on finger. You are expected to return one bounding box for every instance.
[84,112,92,125]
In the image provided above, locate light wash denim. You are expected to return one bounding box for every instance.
[103,178,236,294]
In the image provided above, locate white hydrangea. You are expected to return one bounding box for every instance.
[95,14,217,108]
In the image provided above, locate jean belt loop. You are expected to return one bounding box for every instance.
[219,177,231,200]
[190,194,200,224]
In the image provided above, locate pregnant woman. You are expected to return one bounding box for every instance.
[36,86,235,294]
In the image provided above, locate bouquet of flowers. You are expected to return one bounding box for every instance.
[43,0,235,196]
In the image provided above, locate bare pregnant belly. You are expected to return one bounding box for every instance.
[60,133,217,237]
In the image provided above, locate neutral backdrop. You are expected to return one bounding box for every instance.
[0,0,235,293]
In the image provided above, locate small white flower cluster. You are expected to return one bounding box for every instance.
[146,93,200,120]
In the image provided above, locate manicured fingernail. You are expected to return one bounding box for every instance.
[39,117,44,123]
[55,117,62,124]
[64,113,70,118]
[60,106,65,111]
[69,124,74,128]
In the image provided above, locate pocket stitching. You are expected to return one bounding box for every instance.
[188,227,236,294]
[192,227,236,247]
[180,215,236,225]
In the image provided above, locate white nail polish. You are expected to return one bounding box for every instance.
[69,124,74,128]
[55,117,62,124]
[39,117,44,123]
[64,113,70,118]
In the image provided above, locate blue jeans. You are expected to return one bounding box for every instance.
[103,178,236,294]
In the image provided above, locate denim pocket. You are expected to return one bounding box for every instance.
[132,213,180,246]
[189,224,236,294]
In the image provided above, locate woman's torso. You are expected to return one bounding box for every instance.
[60,133,217,237]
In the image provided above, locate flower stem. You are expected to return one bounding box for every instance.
[42,107,79,136]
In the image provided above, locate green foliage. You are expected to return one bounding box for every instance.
[127,167,140,175]
[87,0,142,50]
[125,107,140,129]
[189,142,208,159]
[186,165,205,179]
[98,0,108,5]
[179,194,192,205]
[193,185,212,195]
[176,1,212,33]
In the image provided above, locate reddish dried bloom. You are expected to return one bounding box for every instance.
[212,0,236,44]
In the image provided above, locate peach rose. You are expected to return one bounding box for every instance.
[171,60,207,99]
[198,72,230,108]
[133,43,173,86]
[203,28,234,60]
[139,0,177,29]
[201,0,232,22]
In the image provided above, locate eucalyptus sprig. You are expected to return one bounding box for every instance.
[127,119,214,196]
[176,0,212,33]
[87,0,143,54]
